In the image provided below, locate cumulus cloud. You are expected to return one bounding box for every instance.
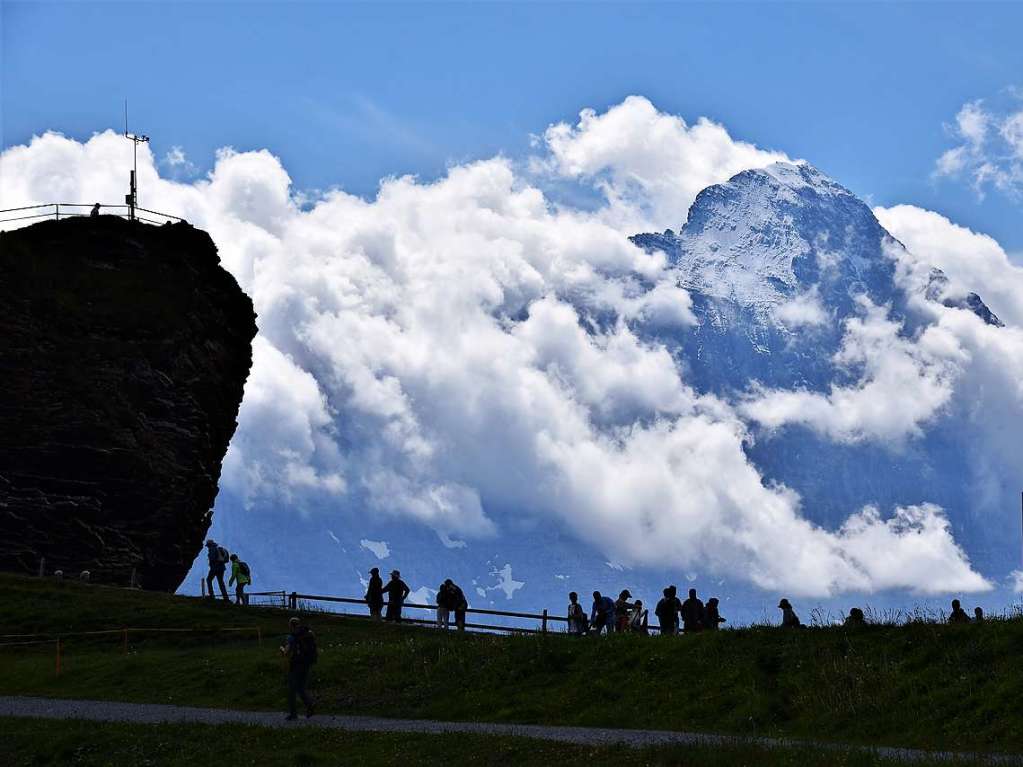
[934,96,1023,199]
[773,286,828,328]
[0,100,994,596]
[744,298,963,443]
[875,204,1023,327]
[535,95,791,231]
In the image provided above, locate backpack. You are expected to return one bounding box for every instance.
[293,629,318,665]
[238,561,251,578]
[216,546,230,564]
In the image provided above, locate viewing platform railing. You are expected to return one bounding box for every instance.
[0,203,185,228]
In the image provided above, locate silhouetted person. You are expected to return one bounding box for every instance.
[704,597,726,630]
[228,553,251,605]
[591,591,616,635]
[567,592,587,635]
[681,588,705,633]
[450,580,468,631]
[655,588,677,635]
[949,599,970,624]
[615,589,635,632]
[280,617,316,720]
[204,539,230,601]
[778,598,801,628]
[844,607,866,627]
[90,203,100,217]
[669,585,683,632]
[629,599,649,635]
[437,579,464,629]
[382,570,410,622]
[974,606,985,623]
[365,567,384,619]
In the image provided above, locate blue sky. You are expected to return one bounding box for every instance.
[3,2,1022,253]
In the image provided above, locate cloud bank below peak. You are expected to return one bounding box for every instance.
[0,96,1009,597]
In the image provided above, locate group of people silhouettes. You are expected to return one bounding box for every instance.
[362,568,469,630]
[568,586,727,636]
[203,539,252,605]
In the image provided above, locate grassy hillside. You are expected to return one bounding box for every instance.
[1,573,1020,754]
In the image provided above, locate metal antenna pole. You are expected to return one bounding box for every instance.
[122,100,149,222]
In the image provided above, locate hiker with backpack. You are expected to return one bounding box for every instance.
[280,616,316,720]
[204,539,230,601]
[382,569,411,622]
[228,554,251,605]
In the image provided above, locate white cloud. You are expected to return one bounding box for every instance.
[875,204,1023,327]
[933,97,1023,199]
[359,539,391,560]
[773,286,828,328]
[0,102,994,597]
[743,298,963,444]
[535,95,791,231]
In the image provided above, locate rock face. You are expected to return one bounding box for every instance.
[0,217,256,591]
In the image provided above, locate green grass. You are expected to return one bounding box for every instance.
[2,573,1021,754]
[0,718,995,767]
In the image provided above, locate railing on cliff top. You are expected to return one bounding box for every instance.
[0,203,185,228]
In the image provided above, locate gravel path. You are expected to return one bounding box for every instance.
[1,696,1019,763]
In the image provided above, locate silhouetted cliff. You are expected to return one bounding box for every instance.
[0,217,256,591]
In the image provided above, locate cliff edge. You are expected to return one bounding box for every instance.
[0,217,257,591]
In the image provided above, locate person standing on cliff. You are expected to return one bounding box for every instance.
[204,539,230,601]
[382,569,410,622]
[365,567,384,619]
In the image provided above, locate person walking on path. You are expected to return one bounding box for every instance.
[590,591,616,635]
[204,540,230,601]
[681,588,705,633]
[704,597,726,630]
[948,599,970,624]
[567,592,588,635]
[382,570,411,623]
[778,598,802,628]
[280,617,316,720]
[365,568,384,619]
[228,554,251,605]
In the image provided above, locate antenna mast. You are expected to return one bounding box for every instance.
[122,100,149,222]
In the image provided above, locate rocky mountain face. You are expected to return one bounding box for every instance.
[0,217,256,591]
[632,162,1007,561]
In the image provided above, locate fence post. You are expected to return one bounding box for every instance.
[200,579,206,598]
[542,609,548,634]
[38,557,46,578]
[289,592,297,610]
[55,204,59,221]
[129,567,136,589]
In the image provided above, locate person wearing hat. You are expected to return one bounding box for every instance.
[382,569,411,622]
[778,598,801,628]
[204,539,230,601]
[365,567,384,619]
[615,589,635,632]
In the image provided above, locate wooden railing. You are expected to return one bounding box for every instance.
[283,591,659,636]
